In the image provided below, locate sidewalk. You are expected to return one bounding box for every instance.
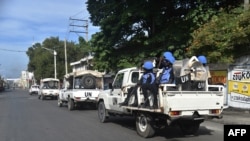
[209,107,250,125]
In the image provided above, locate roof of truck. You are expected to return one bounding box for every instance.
[64,70,104,78]
[41,78,59,82]
[117,67,138,73]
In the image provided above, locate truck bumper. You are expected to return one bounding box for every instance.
[74,97,98,103]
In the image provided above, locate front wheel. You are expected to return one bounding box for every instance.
[136,113,155,138]
[98,101,108,123]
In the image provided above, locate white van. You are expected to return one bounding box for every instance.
[38,78,60,100]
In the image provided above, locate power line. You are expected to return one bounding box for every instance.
[69,17,88,42]
[0,48,26,52]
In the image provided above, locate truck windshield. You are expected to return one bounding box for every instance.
[42,81,59,89]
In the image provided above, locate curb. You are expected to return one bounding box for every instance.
[208,106,250,125]
[223,106,250,115]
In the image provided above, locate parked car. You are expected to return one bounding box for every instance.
[29,85,40,95]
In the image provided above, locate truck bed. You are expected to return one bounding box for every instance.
[163,91,223,110]
[122,85,224,119]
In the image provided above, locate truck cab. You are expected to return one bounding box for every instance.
[103,67,139,112]
[38,78,60,100]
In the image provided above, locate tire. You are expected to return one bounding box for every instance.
[179,122,200,135]
[68,98,74,111]
[136,113,155,138]
[58,98,63,107]
[98,101,108,123]
[81,75,96,89]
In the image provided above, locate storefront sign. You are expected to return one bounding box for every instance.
[228,81,250,96]
[230,92,250,104]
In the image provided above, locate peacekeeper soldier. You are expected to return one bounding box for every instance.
[119,61,158,109]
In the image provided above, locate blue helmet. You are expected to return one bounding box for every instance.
[143,61,154,70]
[163,52,175,64]
[163,51,173,58]
[168,55,175,64]
[198,55,207,64]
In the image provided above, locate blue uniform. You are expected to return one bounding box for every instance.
[141,72,156,84]
[159,67,175,84]
[139,71,158,108]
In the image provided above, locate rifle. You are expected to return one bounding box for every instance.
[157,56,163,68]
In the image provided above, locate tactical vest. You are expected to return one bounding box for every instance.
[160,68,172,84]
[142,72,155,84]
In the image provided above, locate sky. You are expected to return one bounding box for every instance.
[0,0,99,78]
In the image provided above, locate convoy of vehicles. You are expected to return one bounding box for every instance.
[57,70,105,110]
[97,56,224,138]
[38,78,60,100]
[25,55,225,138]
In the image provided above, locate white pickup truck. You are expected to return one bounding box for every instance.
[38,78,60,100]
[97,56,225,138]
[57,70,105,110]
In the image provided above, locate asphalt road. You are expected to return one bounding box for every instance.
[0,89,225,141]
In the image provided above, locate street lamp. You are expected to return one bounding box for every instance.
[42,47,57,79]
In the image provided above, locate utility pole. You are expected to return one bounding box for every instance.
[66,17,88,73]
[69,18,88,42]
[67,17,90,70]
[64,39,68,74]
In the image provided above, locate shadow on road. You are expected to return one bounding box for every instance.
[104,116,216,139]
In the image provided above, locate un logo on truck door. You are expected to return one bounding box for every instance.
[85,92,92,97]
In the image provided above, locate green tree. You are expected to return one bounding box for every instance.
[26,37,88,83]
[188,6,250,63]
[87,0,242,72]
[26,0,247,79]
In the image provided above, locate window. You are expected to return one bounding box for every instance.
[131,72,139,83]
[74,77,82,89]
[113,73,124,89]
[43,81,59,89]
